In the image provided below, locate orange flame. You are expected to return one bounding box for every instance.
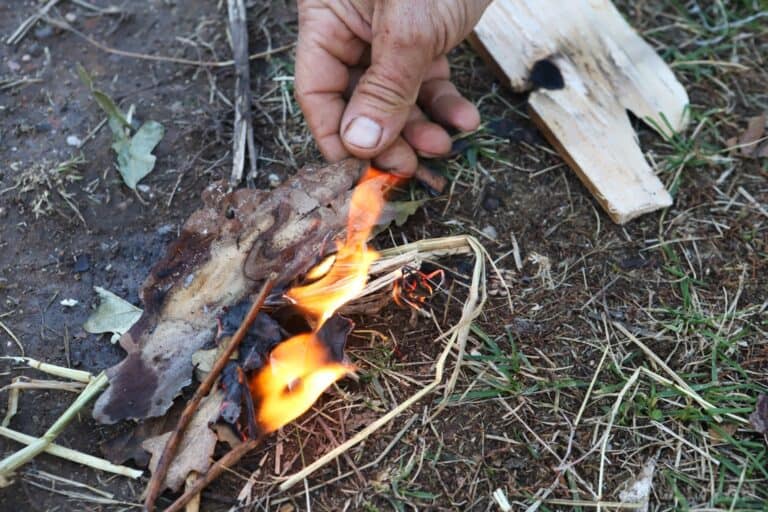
[250,332,348,432]
[250,167,401,434]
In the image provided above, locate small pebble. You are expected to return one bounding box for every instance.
[0,207,7,218]
[482,193,501,211]
[28,42,43,57]
[481,225,498,240]
[60,298,79,308]
[64,12,77,23]
[268,173,281,188]
[66,135,82,147]
[34,25,54,39]
[21,54,31,62]
[73,254,90,273]
[137,184,151,194]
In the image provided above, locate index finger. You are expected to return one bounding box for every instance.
[294,8,366,161]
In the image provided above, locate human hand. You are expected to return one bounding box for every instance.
[295,0,491,177]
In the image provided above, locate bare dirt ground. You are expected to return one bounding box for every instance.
[0,1,766,511]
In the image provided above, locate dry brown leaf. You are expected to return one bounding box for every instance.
[142,389,224,492]
[101,415,172,467]
[737,114,768,157]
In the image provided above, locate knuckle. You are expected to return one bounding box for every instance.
[358,63,420,111]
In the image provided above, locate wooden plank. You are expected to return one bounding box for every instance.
[472,0,689,224]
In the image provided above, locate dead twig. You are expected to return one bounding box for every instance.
[43,15,293,68]
[228,0,257,185]
[143,276,276,511]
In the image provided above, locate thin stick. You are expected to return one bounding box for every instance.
[143,277,275,511]
[0,372,108,482]
[44,16,293,68]
[0,321,24,356]
[228,0,257,185]
[163,437,265,512]
[0,426,142,479]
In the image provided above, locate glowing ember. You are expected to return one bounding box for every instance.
[250,168,401,434]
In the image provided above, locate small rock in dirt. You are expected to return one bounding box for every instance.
[620,256,647,270]
[268,173,281,188]
[482,192,501,211]
[21,54,31,62]
[28,43,43,57]
[481,225,498,240]
[60,298,79,307]
[137,184,151,194]
[64,12,77,23]
[66,135,82,147]
[0,207,6,218]
[73,254,90,273]
[34,25,54,39]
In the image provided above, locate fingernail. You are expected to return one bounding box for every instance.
[343,116,382,149]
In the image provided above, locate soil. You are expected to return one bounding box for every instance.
[1,1,766,511]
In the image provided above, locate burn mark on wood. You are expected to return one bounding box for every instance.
[530,58,564,90]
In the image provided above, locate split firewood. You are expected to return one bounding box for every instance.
[471,0,690,224]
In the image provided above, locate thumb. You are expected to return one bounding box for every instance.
[340,34,432,159]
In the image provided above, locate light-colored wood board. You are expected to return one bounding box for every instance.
[472,0,689,223]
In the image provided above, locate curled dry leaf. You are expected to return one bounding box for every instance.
[92,159,426,424]
[142,390,224,492]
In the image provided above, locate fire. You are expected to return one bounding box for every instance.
[250,168,401,433]
[250,332,348,432]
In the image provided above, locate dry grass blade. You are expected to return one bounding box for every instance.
[0,356,93,383]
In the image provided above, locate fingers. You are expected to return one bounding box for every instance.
[340,6,434,159]
[419,56,481,132]
[294,4,366,161]
[403,106,452,157]
[372,136,419,178]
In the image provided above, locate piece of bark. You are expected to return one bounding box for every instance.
[93,159,368,424]
[471,0,689,224]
